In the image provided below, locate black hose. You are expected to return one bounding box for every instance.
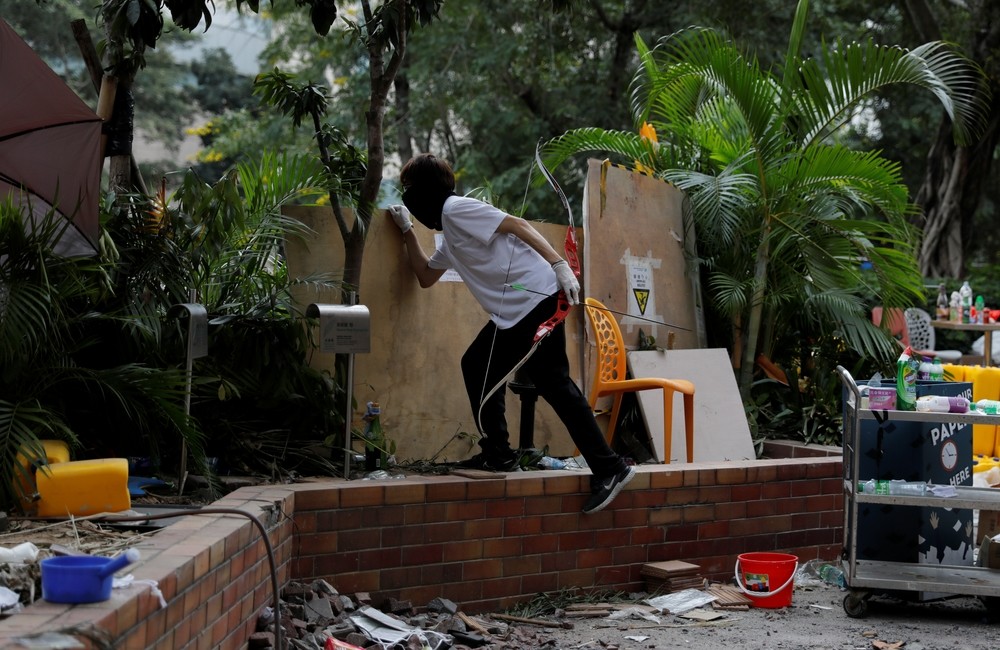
[99,508,283,649]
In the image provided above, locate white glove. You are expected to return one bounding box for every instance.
[552,260,580,305]
[388,205,412,233]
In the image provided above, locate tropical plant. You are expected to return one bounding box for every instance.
[0,199,203,509]
[541,0,989,406]
[158,153,346,473]
[251,0,443,305]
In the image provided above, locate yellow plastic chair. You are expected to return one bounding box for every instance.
[584,297,696,463]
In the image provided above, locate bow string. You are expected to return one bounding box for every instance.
[474,142,578,433]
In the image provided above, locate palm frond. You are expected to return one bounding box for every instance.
[794,39,989,146]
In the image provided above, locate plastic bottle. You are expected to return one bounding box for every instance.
[915,395,970,413]
[960,281,973,323]
[936,283,949,321]
[539,456,567,470]
[363,401,383,471]
[975,399,1000,415]
[888,480,928,496]
[858,479,889,494]
[918,356,933,381]
[929,358,944,382]
[976,295,986,324]
[936,284,950,320]
[819,563,847,588]
[896,346,919,411]
[950,292,961,322]
[0,542,39,564]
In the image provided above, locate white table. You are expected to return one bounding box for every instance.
[930,320,1000,367]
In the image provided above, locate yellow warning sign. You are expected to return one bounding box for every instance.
[633,289,650,315]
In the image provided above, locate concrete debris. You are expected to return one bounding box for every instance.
[253,580,580,650]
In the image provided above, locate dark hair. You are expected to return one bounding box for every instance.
[400,154,455,193]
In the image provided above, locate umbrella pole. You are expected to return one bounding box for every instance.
[71,18,147,195]
[96,76,116,161]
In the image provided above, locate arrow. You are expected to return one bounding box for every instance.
[506,283,693,331]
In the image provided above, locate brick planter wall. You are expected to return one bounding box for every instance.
[0,457,843,649]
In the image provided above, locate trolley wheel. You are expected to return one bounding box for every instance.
[843,592,869,619]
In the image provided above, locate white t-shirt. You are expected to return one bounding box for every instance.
[428,195,558,328]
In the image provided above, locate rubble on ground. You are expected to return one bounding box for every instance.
[250,579,577,650]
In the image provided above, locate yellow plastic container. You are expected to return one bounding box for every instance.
[35,458,131,517]
[14,440,71,512]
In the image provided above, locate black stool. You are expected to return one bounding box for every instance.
[507,368,538,449]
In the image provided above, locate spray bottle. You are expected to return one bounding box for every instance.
[896,346,919,411]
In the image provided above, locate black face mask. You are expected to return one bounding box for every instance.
[402,187,453,231]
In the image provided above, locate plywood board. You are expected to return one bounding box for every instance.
[283,205,586,463]
[582,160,705,353]
[627,348,755,463]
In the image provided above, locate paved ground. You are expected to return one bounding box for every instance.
[531,580,997,650]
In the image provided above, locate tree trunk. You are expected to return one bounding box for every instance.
[912,0,1000,278]
[739,220,772,399]
[918,100,1000,278]
[393,54,414,164]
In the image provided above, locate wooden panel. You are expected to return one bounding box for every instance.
[627,349,755,463]
[582,160,705,354]
[284,205,585,463]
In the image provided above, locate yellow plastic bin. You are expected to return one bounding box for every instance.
[35,458,130,517]
[14,440,70,512]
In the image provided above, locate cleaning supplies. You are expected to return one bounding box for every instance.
[896,346,919,411]
[916,395,970,413]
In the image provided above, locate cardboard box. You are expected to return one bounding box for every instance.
[980,510,1000,544]
[868,386,897,410]
[977,535,1000,569]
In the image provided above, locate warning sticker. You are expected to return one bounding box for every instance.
[633,288,650,315]
[627,259,655,318]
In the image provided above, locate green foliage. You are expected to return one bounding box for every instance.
[253,71,368,208]
[542,5,986,421]
[539,0,988,444]
[0,199,202,508]
[157,153,345,472]
[746,339,880,448]
[0,149,344,510]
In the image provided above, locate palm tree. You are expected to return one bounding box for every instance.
[543,0,988,399]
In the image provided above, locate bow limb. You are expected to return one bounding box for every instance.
[476,338,543,433]
[535,141,580,279]
[532,141,578,346]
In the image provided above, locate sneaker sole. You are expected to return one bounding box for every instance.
[583,466,636,514]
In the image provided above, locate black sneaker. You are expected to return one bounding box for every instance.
[582,466,636,514]
[456,452,518,472]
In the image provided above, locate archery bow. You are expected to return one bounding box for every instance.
[474,142,579,433]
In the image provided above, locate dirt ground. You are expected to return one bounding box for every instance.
[536,581,997,650]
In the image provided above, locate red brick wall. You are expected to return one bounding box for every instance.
[291,459,844,613]
[0,458,843,648]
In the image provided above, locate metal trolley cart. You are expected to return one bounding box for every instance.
[837,365,1000,618]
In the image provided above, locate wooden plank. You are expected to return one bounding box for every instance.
[640,560,701,577]
[284,206,586,462]
[628,348,755,463]
[705,584,753,608]
[582,160,705,355]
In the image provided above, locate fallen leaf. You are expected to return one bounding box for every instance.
[872,641,905,649]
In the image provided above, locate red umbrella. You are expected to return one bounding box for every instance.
[0,18,102,257]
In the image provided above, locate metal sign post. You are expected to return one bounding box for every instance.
[308,299,371,479]
[167,301,208,495]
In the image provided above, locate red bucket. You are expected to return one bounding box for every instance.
[734,552,798,608]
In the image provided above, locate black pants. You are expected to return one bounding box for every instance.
[461,295,625,481]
